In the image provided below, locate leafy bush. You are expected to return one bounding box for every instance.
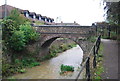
[2,19,16,40]
[2,8,40,77]
[15,58,40,68]
[9,31,26,51]
[19,24,39,43]
[60,64,74,72]
[2,20,39,51]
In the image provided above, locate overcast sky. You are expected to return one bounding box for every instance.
[0,0,105,25]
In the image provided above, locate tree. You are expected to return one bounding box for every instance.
[104,1,120,25]
[103,1,120,40]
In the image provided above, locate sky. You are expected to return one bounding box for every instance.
[0,0,105,25]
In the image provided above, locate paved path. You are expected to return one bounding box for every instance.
[101,39,119,80]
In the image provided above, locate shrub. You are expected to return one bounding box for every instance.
[21,58,40,67]
[9,31,26,51]
[2,19,16,40]
[60,64,74,72]
[19,24,39,43]
[18,68,26,73]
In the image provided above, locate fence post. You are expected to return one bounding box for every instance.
[108,25,111,39]
[86,57,90,81]
[96,25,97,36]
[96,35,101,54]
[93,46,96,68]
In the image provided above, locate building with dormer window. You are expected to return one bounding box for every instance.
[36,14,42,21]
[0,4,54,24]
[29,12,36,19]
[21,10,30,18]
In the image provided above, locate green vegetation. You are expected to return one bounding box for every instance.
[97,27,118,40]
[10,30,26,51]
[88,36,96,43]
[2,20,39,51]
[2,57,40,77]
[50,43,76,53]
[60,64,74,74]
[2,9,40,77]
[92,43,104,80]
[19,24,39,43]
[34,21,44,25]
[102,2,120,40]
[40,43,77,61]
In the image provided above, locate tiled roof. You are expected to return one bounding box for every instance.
[29,12,36,15]
[21,10,29,14]
[0,4,54,23]
[36,14,42,17]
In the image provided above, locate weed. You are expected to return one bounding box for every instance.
[92,44,104,80]
[18,68,26,73]
[60,64,74,73]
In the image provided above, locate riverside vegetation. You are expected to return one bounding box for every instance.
[92,43,104,80]
[87,36,104,80]
[40,43,77,61]
[1,9,77,77]
[2,9,40,77]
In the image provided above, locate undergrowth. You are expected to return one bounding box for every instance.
[92,43,104,80]
[40,43,77,61]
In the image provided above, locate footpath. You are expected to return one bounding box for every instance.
[101,39,119,80]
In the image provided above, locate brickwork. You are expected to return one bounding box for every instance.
[33,25,96,59]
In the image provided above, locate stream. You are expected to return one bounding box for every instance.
[10,45,83,79]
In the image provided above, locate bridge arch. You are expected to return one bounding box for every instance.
[41,36,81,48]
[35,25,95,59]
[41,35,87,53]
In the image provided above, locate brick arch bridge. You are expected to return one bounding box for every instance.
[33,25,96,59]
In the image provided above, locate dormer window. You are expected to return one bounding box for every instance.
[25,12,29,18]
[49,19,51,22]
[45,18,47,22]
[39,16,41,20]
[33,15,36,19]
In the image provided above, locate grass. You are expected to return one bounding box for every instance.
[92,43,104,80]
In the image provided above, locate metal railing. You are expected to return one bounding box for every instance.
[75,35,101,81]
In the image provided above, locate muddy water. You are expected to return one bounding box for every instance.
[11,45,83,79]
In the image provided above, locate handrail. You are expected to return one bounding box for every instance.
[75,35,101,81]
